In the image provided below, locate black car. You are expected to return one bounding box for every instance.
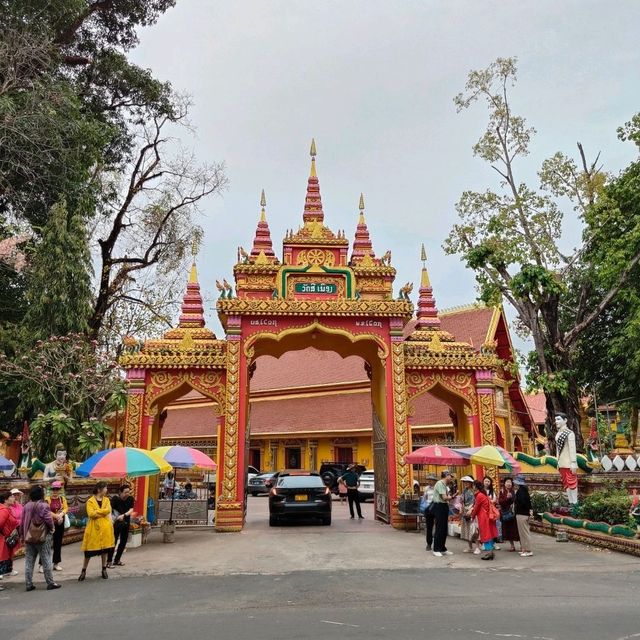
[319,462,366,494]
[248,472,276,496]
[268,471,332,526]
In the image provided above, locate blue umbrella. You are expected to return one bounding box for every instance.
[0,454,15,471]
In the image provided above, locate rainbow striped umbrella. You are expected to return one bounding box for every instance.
[76,447,172,478]
[152,445,217,470]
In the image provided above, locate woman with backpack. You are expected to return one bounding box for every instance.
[470,480,499,561]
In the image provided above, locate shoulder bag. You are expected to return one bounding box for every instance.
[5,527,19,548]
[488,501,500,522]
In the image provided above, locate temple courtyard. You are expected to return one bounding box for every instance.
[2,497,640,639]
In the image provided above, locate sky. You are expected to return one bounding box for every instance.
[130,1,640,345]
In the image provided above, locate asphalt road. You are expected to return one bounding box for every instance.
[2,568,640,640]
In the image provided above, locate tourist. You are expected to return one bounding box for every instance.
[338,464,363,519]
[44,481,68,571]
[4,488,23,576]
[338,476,348,504]
[514,475,533,557]
[107,485,134,568]
[0,491,20,589]
[431,470,456,557]
[483,475,501,549]
[459,476,480,554]
[422,473,437,551]
[19,485,61,591]
[498,477,520,552]
[470,480,498,561]
[78,481,115,582]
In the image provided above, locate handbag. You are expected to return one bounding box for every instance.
[5,528,19,549]
[501,505,515,522]
[25,518,47,544]
[418,495,431,515]
[488,501,500,522]
[63,513,71,529]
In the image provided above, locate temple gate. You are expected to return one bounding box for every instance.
[120,142,508,531]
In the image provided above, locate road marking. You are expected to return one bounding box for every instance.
[12,613,76,640]
[321,620,360,628]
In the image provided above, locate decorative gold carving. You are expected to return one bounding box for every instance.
[406,371,477,414]
[392,343,411,495]
[124,394,143,449]
[144,371,225,417]
[403,342,500,371]
[217,297,413,318]
[237,275,277,290]
[478,392,498,484]
[297,249,335,267]
[287,222,348,246]
[120,340,227,370]
[223,341,241,501]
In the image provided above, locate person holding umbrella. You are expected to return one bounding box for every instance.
[78,481,114,581]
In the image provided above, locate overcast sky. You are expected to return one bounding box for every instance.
[131,1,640,345]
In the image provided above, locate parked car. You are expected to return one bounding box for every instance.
[319,462,366,494]
[358,470,375,501]
[268,471,332,526]
[247,465,260,482]
[248,472,276,496]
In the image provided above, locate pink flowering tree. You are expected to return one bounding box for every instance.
[0,333,124,460]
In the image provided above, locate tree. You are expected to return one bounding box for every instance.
[0,333,123,459]
[23,200,94,339]
[88,104,226,339]
[444,58,640,450]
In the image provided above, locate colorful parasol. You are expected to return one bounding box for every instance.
[76,447,171,478]
[404,444,468,466]
[0,454,15,471]
[454,445,521,473]
[152,445,217,470]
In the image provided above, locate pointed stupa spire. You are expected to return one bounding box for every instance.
[350,193,375,264]
[415,243,440,329]
[302,138,324,224]
[250,189,275,260]
[178,239,205,328]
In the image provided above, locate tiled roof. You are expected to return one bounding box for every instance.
[525,392,547,425]
[410,394,455,426]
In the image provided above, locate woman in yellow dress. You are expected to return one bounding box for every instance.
[79,481,115,581]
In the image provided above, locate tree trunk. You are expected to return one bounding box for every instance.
[631,406,639,451]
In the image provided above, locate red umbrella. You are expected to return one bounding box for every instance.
[404,444,468,466]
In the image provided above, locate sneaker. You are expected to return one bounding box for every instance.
[443,551,454,556]
[473,548,481,555]
[47,583,62,590]
[38,566,43,573]
[8,570,18,576]
[463,548,471,553]
[53,565,63,571]
[26,585,36,592]
[358,515,364,519]
[432,551,443,557]
[426,545,432,551]
[494,545,501,551]
[520,552,533,557]
[481,552,495,561]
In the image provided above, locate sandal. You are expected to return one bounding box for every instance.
[78,569,86,582]
[101,567,109,580]
[114,561,125,566]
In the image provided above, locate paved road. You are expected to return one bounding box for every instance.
[2,497,639,640]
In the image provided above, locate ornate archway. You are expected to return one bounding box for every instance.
[120,143,508,530]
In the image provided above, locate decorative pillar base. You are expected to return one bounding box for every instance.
[390,502,418,530]
[214,501,245,532]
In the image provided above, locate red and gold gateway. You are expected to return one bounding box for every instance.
[119,141,535,531]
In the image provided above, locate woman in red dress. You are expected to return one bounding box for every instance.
[470,480,499,561]
[0,491,20,590]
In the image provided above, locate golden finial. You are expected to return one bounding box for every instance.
[260,189,267,222]
[420,244,430,287]
[358,193,366,225]
[189,234,201,283]
[310,138,317,178]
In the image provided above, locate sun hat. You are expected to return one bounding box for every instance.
[460,475,474,483]
[513,474,527,486]
[51,480,62,489]
[441,469,452,478]
[9,488,23,495]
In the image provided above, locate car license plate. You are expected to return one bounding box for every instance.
[295,495,308,501]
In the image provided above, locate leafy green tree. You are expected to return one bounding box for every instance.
[444,58,640,450]
[23,200,93,339]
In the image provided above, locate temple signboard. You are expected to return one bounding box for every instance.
[294,282,337,294]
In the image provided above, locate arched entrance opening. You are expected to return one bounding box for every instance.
[244,322,391,522]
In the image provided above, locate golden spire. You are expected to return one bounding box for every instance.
[420,243,430,287]
[310,138,317,178]
[189,235,200,283]
[260,188,267,222]
[358,193,365,224]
